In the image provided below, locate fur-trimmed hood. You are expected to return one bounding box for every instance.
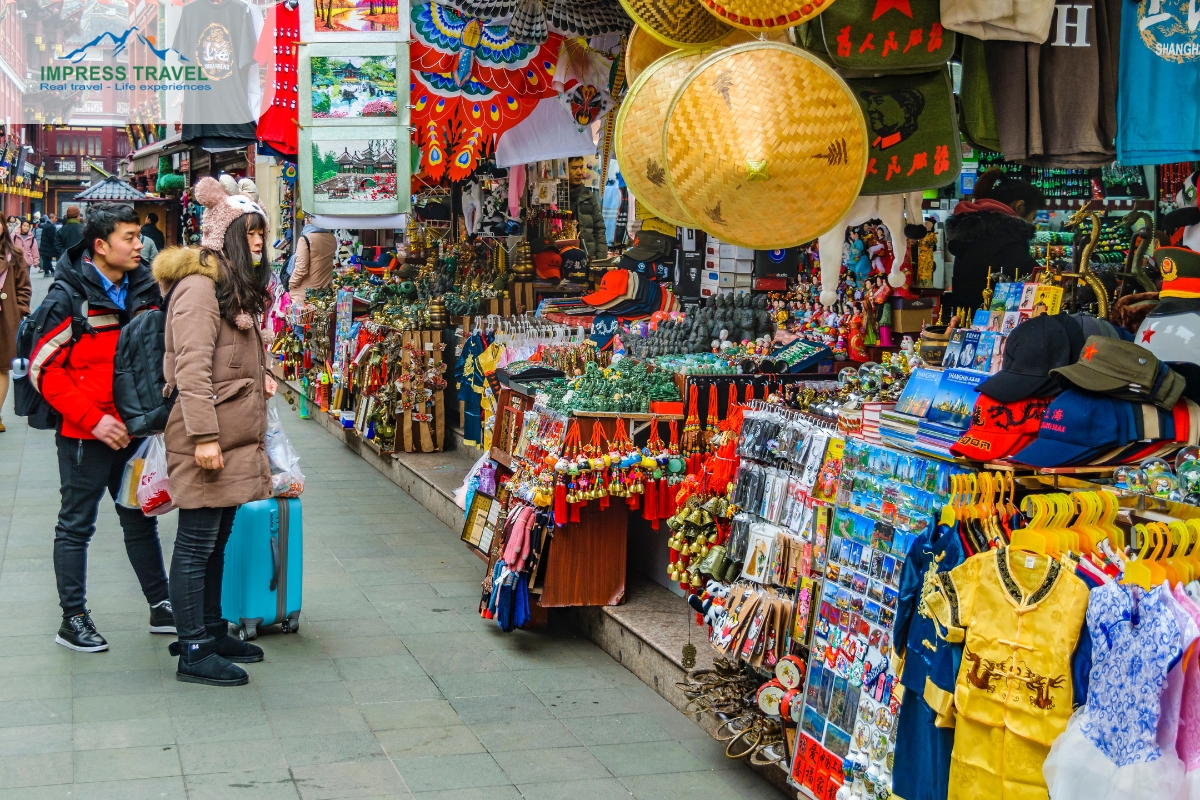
[152,246,218,292]
[945,209,1035,255]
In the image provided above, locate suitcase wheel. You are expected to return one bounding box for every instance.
[235,623,258,641]
[284,613,300,634]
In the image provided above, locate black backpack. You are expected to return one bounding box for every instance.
[278,234,309,292]
[13,282,90,431]
[112,288,177,438]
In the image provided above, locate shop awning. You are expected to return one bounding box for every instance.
[129,133,185,173]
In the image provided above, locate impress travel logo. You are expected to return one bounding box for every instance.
[39,26,203,90]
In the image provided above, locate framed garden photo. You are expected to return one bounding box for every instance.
[299,128,411,215]
[300,42,410,128]
[301,0,409,42]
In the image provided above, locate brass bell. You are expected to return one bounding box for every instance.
[689,571,703,588]
[685,508,707,528]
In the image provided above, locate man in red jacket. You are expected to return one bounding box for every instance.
[28,203,175,652]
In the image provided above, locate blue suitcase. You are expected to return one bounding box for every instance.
[222,497,303,640]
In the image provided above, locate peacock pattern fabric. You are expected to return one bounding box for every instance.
[410,2,561,181]
[1042,582,1193,800]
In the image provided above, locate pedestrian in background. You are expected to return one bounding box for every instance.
[0,222,33,433]
[55,206,84,257]
[141,212,165,251]
[156,177,274,686]
[38,214,59,276]
[26,203,174,651]
[286,223,335,306]
[13,219,39,276]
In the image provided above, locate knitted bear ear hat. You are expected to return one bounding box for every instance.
[194,176,268,252]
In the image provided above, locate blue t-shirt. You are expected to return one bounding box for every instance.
[1117,0,1200,164]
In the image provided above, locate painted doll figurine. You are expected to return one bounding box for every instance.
[868,226,891,277]
[872,276,894,347]
[849,229,871,282]
[848,310,869,362]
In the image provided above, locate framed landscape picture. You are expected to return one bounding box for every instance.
[300,130,411,215]
[300,43,409,127]
[301,0,409,41]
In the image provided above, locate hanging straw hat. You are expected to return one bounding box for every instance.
[622,14,788,83]
[663,42,867,250]
[616,49,717,228]
[697,0,839,31]
[618,0,732,48]
[624,24,678,84]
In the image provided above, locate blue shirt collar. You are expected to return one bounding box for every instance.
[84,254,129,308]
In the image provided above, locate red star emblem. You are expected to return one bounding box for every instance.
[1142,328,1156,343]
[871,0,913,18]
[1082,343,1098,361]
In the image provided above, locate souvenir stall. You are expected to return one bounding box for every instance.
[249,0,1200,791]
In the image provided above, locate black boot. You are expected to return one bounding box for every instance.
[173,637,249,686]
[207,621,264,663]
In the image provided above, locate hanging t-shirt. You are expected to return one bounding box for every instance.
[960,37,1001,152]
[1117,0,1200,164]
[983,0,1121,167]
[173,0,259,147]
[255,0,299,156]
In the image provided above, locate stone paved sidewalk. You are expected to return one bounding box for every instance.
[0,279,786,800]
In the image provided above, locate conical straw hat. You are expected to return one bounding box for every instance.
[624,24,678,85]
[623,16,788,84]
[615,49,715,228]
[618,0,732,48]
[697,0,839,31]
[663,42,867,250]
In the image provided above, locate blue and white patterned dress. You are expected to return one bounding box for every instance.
[1044,582,1190,800]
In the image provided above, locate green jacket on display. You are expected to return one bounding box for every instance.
[569,183,608,261]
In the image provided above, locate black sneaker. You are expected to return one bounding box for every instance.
[149,600,176,634]
[56,612,109,653]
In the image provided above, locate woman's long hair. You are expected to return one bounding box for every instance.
[0,221,20,264]
[201,213,270,326]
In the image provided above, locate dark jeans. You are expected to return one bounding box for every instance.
[40,255,54,275]
[54,435,170,619]
[170,506,238,641]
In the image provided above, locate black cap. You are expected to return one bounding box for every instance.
[977,314,1077,402]
[1054,313,1086,361]
[624,229,675,263]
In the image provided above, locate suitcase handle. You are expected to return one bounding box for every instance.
[270,534,280,592]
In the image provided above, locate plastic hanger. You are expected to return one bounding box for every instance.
[1122,523,1157,590]
[1166,520,1193,584]
[938,475,958,528]
[1012,496,1049,556]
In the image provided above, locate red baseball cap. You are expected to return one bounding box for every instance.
[950,394,1051,461]
[534,250,562,280]
[582,269,630,307]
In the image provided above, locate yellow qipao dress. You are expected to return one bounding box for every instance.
[927,547,1089,800]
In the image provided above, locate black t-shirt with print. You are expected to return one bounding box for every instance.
[173,0,258,142]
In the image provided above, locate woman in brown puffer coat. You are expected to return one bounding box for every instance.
[154,176,276,686]
[0,224,33,433]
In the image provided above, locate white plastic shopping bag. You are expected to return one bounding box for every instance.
[116,437,153,509]
[136,434,174,516]
[266,403,305,497]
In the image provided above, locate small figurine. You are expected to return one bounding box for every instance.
[848,229,871,282]
[869,276,893,347]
